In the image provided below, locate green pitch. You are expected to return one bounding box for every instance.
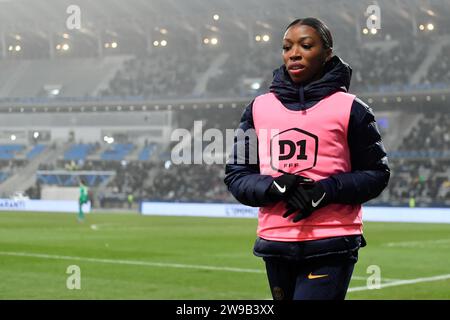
[0,211,449,299]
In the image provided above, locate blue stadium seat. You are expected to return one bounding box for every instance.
[26,144,46,160]
[64,144,96,161]
[0,144,25,160]
[36,172,112,187]
[138,143,157,161]
[101,143,134,161]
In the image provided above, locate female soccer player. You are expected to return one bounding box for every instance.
[224,17,390,300]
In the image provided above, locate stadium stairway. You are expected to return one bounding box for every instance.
[410,35,450,85]
[142,165,160,192]
[192,53,229,96]
[87,143,111,161]
[382,112,423,151]
[91,55,133,96]
[137,143,158,161]
[125,145,142,161]
[0,144,65,197]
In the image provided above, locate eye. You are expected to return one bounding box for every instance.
[302,44,312,49]
[282,46,291,51]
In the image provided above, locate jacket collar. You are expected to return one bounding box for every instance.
[269,55,352,110]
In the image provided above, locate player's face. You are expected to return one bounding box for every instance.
[282,25,331,84]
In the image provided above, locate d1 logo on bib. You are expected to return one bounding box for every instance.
[270,128,318,174]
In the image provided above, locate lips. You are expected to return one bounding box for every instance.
[288,63,305,71]
[288,63,305,75]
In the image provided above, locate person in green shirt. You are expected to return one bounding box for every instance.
[78,179,89,222]
[127,193,134,209]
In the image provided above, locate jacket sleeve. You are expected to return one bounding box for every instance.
[223,101,274,207]
[319,97,390,204]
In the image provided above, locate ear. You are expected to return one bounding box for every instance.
[324,48,332,63]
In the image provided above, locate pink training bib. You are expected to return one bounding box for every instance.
[253,91,363,242]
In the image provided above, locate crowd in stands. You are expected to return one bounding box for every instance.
[399,113,450,152]
[97,35,450,99]
[349,39,428,93]
[0,160,25,179]
[29,158,234,206]
[423,43,450,85]
[204,45,278,98]
[370,113,450,206]
[379,158,450,206]
[143,163,233,203]
[100,49,215,99]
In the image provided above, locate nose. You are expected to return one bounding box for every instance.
[289,45,302,61]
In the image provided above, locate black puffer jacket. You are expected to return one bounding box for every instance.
[224,55,390,208]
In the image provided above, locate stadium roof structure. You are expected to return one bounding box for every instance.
[1,0,449,28]
[0,0,449,58]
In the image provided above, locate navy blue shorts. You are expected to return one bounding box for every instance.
[263,250,358,300]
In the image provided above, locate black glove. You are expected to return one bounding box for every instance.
[283,181,329,222]
[266,174,314,202]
